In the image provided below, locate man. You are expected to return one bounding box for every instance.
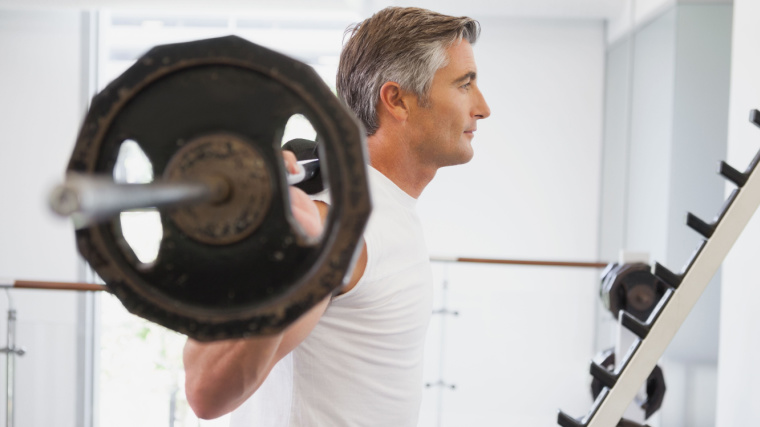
[183,7,490,426]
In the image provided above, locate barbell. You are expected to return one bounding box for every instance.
[53,35,371,341]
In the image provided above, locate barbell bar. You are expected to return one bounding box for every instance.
[49,157,320,228]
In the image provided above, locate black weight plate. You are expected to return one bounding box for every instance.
[600,263,667,322]
[68,36,371,341]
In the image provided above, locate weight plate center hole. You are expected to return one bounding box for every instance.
[114,139,162,265]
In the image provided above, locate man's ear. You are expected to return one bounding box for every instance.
[377,81,409,122]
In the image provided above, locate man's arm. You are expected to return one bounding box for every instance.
[183,153,367,419]
[183,294,330,419]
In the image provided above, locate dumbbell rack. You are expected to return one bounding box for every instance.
[557,110,760,427]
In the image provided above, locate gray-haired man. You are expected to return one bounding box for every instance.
[184,7,490,426]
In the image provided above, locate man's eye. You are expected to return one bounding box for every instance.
[461,82,471,89]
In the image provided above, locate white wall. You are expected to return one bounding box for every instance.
[417,17,605,425]
[0,9,85,427]
[665,3,732,364]
[419,17,604,263]
[606,0,733,44]
[716,0,760,425]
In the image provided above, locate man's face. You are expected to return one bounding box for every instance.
[406,40,490,168]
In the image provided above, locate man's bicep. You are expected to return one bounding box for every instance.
[275,238,366,358]
[338,240,367,296]
[275,200,367,358]
[313,199,367,295]
[275,295,330,360]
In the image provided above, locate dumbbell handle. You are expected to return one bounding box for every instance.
[50,160,317,226]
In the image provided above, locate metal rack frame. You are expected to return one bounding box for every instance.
[558,110,760,427]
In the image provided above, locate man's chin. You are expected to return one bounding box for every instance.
[458,144,475,164]
[441,150,475,168]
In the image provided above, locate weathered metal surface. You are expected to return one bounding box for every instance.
[67,35,371,341]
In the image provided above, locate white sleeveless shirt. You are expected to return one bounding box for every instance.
[230,166,434,427]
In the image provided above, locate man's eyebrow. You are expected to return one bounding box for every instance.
[453,71,477,85]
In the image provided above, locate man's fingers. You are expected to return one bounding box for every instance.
[289,187,322,238]
[282,150,298,175]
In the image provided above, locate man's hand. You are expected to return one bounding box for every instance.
[283,150,323,238]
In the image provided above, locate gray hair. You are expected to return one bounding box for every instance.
[337,7,480,136]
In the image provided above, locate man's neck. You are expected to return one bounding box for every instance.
[366,131,437,199]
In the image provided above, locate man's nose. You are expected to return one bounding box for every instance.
[475,88,491,119]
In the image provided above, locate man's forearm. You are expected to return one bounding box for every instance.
[183,333,284,419]
[183,294,331,419]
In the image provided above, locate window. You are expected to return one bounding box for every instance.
[95,10,356,426]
